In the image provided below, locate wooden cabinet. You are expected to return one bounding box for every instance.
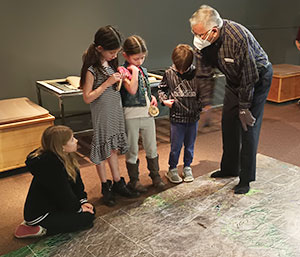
[267,64,300,103]
[0,97,54,172]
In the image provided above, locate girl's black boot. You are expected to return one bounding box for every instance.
[112,177,140,198]
[101,180,116,206]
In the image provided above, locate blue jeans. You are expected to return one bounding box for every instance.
[168,121,198,169]
[220,64,273,183]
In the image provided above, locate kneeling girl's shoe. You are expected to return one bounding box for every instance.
[15,221,47,239]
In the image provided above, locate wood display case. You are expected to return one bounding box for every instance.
[267,64,300,103]
[0,97,55,172]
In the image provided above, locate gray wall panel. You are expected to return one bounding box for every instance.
[1,0,300,114]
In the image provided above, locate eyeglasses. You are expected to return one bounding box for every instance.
[191,27,215,39]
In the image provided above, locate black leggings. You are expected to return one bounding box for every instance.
[38,211,95,236]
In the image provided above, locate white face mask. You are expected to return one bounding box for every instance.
[193,29,212,51]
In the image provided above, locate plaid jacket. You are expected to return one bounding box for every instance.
[196,19,270,109]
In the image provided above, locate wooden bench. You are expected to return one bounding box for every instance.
[0,97,54,172]
[267,64,300,103]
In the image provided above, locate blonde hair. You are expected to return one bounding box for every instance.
[31,125,79,182]
[172,44,194,73]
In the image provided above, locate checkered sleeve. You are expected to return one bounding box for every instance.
[194,51,215,107]
[237,38,259,109]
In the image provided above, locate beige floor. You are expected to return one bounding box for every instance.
[1,102,300,256]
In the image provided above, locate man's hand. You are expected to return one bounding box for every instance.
[239,109,256,131]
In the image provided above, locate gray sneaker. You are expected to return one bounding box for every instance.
[165,168,182,184]
[183,166,194,182]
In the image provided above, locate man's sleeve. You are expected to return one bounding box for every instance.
[236,41,259,109]
[194,51,215,107]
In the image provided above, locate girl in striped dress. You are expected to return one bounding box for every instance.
[80,26,138,207]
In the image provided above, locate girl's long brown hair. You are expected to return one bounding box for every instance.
[31,125,79,182]
[80,25,122,88]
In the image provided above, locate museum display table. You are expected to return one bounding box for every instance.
[36,74,169,128]
[0,97,54,172]
[267,64,300,103]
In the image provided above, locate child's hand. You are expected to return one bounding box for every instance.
[117,66,132,80]
[81,203,94,214]
[150,95,158,106]
[163,99,175,108]
[127,64,139,75]
[106,73,122,86]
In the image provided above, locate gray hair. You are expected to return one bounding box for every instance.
[189,5,223,29]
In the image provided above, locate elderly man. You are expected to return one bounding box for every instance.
[190,5,273,194]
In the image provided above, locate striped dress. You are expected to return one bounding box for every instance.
[88,65,128,164]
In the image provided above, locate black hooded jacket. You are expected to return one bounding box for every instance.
[24,150,88,224]
[158,65,212,123]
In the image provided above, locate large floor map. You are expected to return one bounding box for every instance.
[5,154,300,257]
